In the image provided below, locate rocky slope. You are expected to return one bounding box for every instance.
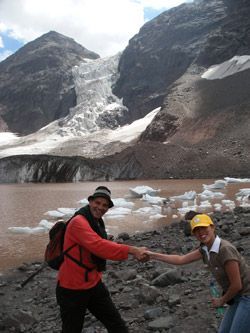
[1,207,250,332]
[0,31,99,135]
[113,0,250,180]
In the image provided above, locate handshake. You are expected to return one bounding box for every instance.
[128,246,151,262]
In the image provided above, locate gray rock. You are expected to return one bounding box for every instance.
[151,268,184,287]
[148,316,174,330]
[144,307,163,319]
[137,284,162,305]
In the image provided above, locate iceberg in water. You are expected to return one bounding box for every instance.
[8,220,55,234]
[129,186,160,198]
[78,198,88,205]
[133,205,162,215]
[141,194,166,205]
[8,226,46,234]
[170,191,196,201]
[177,206,197,216]
[203,180,227,190]
[57,208,77,216]
[199,190,225,200]
[225,177,250,183]
[105,207,132,219]
[112,198,134,208]
[44,210,66,218]
[148,213,166,220]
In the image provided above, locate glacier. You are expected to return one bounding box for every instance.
[0,53,159,159]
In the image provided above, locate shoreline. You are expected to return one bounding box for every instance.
[1,207,250,332]
[1,179,249,276]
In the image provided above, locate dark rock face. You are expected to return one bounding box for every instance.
[0,154,143,183]
[113,0,225,120]
[113,0,250,122]
[0,31,99,135]
[1,129,250,182]
[197,0,250,66]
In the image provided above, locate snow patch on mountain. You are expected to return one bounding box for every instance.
[202,55,250,80]
[0,108,159,158]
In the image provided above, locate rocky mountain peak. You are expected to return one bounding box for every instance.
[0,31,99,135]
[113,0,250,122]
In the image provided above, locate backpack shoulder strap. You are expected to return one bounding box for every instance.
[63,215,92,279]
[64,251,92,281]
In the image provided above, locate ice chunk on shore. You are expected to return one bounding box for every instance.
[199,200,213,210]
[222,199,235,210]
[236,188,250,197]
[236,189,250,207]
[214,203,222,211]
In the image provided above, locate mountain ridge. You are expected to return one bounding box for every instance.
[0,0,250,182]
[0,31,99,135]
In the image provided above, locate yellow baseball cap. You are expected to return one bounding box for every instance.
[190,214,214,232]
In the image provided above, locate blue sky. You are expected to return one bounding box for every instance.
[0,0,193,61]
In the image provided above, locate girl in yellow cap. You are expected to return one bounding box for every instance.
[146,213,250,333]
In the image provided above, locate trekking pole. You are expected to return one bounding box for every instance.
[20,262,48,288]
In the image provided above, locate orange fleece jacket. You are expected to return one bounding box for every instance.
[57,214,129,290]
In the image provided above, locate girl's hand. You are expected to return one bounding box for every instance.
[211,297,224,308]
[145,251,154,258]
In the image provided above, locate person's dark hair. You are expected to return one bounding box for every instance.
[182,211,200,237]
[184,210,199,221]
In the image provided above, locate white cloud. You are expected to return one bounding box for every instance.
[0,36,4,48]
[0,22,8,33]
[139,0,190,9]
[0,0,191,57]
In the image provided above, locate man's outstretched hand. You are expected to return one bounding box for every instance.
[128,246,149,262]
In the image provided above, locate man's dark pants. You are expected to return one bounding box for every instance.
[56,281,128,333]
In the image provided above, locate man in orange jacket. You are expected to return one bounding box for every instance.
[56,186,147,333]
